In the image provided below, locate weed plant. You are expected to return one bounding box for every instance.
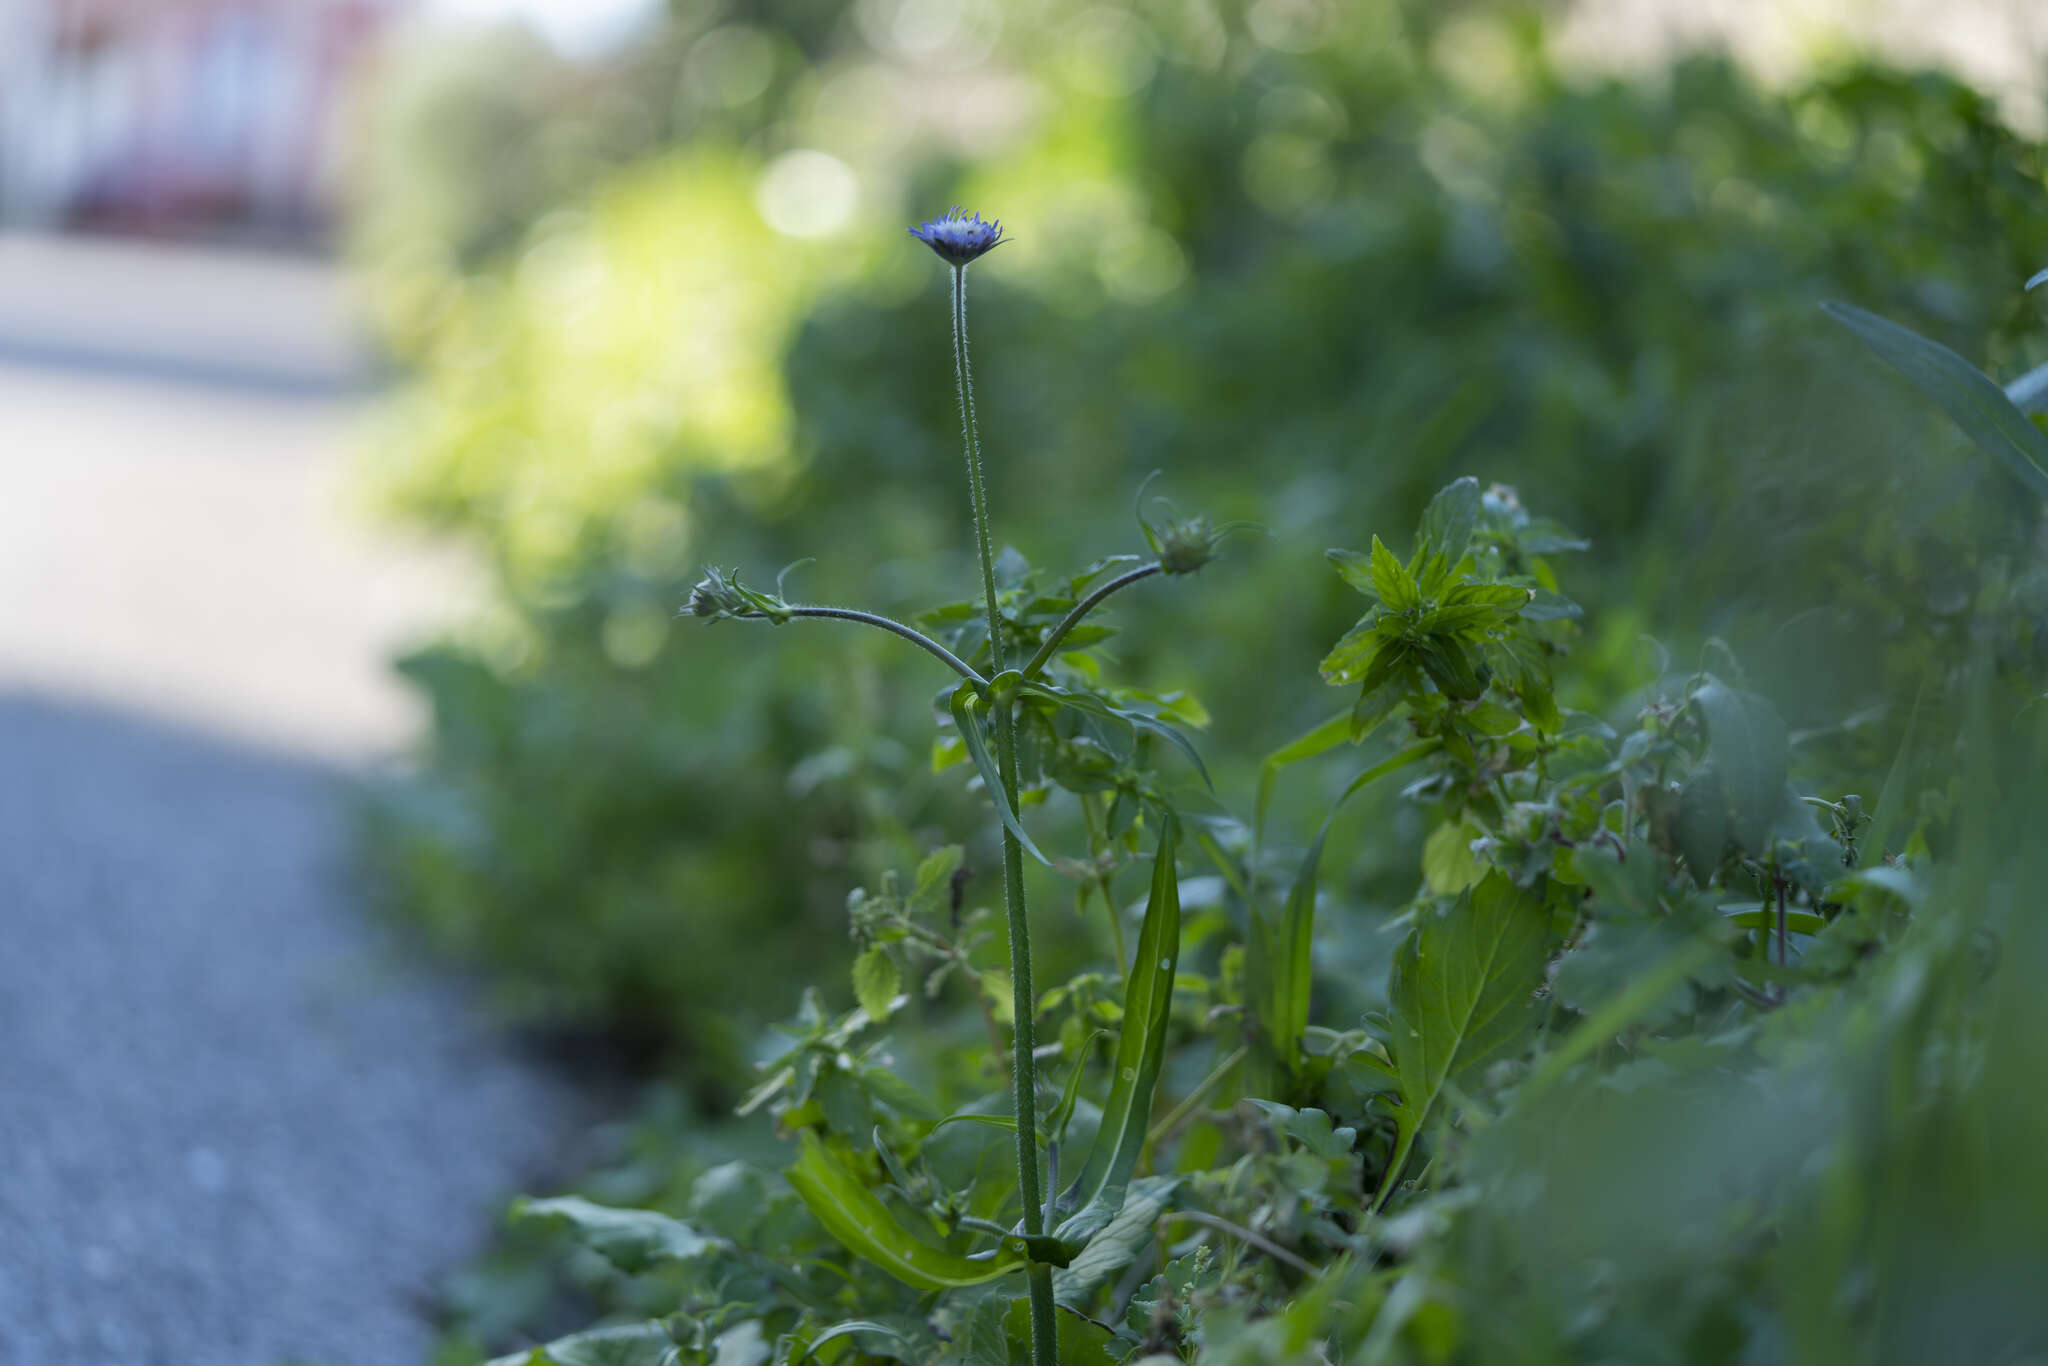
[466,220,2048,1366]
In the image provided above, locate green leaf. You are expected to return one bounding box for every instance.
[1006,1295,1117,1365]
[488,1323,677,1366]
[860,1062,943,1121]
[1047,1030,1106,1147]
[794,1321,910,1365]
[1823,300,2048,502]
[1691,680,1789,855]
[1421,821,1485,895]
[1349,672,1407,742]
[1247,740,1440,1089]
[853,948,900,1022]
[1368,536,1420,609]
[1325,547,1377,596]
[1054,819,1181,1244]
[1378,872,1550,1205]
[1419,477,1481,565]
[512,1197,725,1274]
[1416,637,1488,700]
[785,1133,1027,1289]
[910,845,965,914]
[1256,709,1352,845]
[949,682,1051,866]
[1052,1175,1180,1304]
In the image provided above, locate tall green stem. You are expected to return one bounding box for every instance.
[950,263,1058,1366]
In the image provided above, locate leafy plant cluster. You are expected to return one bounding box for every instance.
[356,2,2048,1088]
[463,255,2048,1358]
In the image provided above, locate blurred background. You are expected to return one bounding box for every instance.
[2,0,2046,1361]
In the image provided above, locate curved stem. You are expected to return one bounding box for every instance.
[1146,1043,1248,1148]
[1021,562,1163,679]
[786,606,986,686]
[951,261,1058,1366]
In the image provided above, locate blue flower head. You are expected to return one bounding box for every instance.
[908,207,1007,267]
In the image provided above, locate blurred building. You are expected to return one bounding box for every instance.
[0,0,401,244]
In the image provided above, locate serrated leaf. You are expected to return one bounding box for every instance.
[1369,536,1420,610]
[1519,589,1582,622]
[1054,819,1181,1244]
[853,949,900,1022]
[1416,637,1488,700]
[910,846,965,913]
[1052,1175,1179,1304]
[488,1323,677,1366]
[1378,873,1549,1205]
[1823,300,2048,503]
[1246,1100,1357,1158]
[1350,672,1407,741]
[513,1198,724,1274]
[1419,477,1481,565]
[1319,614,1388,685]
[785,1133,1027,1289]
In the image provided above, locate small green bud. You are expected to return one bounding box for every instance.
[686,566,751,618]
[1156,515,1220,576]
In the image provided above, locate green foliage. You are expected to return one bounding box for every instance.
[355,7,2048,1360]
[356,1,2048,1087]
[452,412,2048,1362]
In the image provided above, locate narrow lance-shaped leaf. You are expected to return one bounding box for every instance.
[1822,300,2048,503]
[1247,740,1442,1091]
[1053,816,1181,1244]
[1375,872,1550,1208]
[1047,1030,1107,1147]
[949,681,1051,866]
[785,1133,1028,1290]
[1255,709,1351,847]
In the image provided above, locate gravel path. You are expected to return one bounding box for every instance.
[0,239,591,1365]
[0,697,586,1366]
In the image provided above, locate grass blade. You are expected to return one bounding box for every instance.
[1823,300,2048,503]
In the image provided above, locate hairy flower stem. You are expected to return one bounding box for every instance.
[951,262,1059,1366]
[784,606,986,685]
[1022,561,1163,679]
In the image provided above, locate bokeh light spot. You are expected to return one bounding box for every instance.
[756,151,859,238]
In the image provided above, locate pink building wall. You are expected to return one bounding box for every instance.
[0,0,400,242]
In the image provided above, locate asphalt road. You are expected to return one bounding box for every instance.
[0,238,587,1365]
